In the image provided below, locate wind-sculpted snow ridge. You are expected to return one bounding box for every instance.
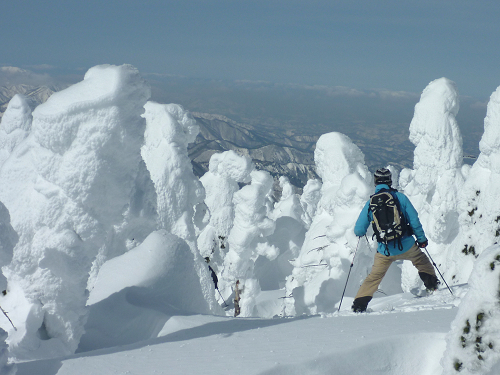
[141,102,220,314]
[399,78,466,291]
[284,132,376,316]
[0,64,154,360]
[442,245,500,375]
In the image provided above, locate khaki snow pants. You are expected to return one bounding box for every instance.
[355,243,436,299]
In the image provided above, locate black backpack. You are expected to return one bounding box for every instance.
[369,188,411,254]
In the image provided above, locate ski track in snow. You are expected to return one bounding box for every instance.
[15,288,460,375]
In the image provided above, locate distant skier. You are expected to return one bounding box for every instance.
[205,257,228,307]
[351,168,439,313]
[204,257,218,289]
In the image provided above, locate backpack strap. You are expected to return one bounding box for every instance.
[388,189,413,238]
[369,189,393,252]
[386,189,406,251]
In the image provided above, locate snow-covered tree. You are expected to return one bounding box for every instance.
[441,245,500,375]
[270,176,304,222]
[142,102,203,242]
[445,85,500,284]
[300,178,322,229]
[285,132,373,316]
[385,164,400,189]
[220,170,277,316]
[257,177,308,300]
[399,77,466,290]
[197,151,252,273]
[0,202,18,292]
[141,102,220,313]
[0,64,153,359]
[0,94,32,166]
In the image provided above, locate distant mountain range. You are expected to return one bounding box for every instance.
[0,84,65,115]
[189,112,318,187]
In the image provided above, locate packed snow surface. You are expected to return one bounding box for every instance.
[14,287,461,375]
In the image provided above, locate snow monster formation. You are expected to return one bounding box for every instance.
[142,102,204,240]
[0,94,32,167]
[300,178,322,229]
[141,101,220,314]
[399,77,466,291]
[220,170,277,316]
[197,150,253,272]
[270,176,304,222]
[445,84,500,284]
[284,132,374,316]
[0,64,153,359]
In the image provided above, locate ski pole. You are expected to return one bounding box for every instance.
[338,237,362,312]
[216,288,228,307]
[423,247,453,296]
[365,235,372,251]
[0,305,16,331]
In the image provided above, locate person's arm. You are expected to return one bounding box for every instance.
[354,201,371,237]
[398,193,427,243]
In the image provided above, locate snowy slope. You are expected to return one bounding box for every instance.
[14,288,460,375]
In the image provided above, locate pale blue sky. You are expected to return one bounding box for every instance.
[2,0,500,99]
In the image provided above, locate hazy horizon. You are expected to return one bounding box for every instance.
[3,1,500,99]
[0,65,487,167]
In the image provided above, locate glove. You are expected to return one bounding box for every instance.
[417,240,428,248]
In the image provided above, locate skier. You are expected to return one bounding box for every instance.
[205,257,228,307]
[351,168,439,313]
[204,257,218,289]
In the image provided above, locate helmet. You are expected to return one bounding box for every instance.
[374,168,392,186]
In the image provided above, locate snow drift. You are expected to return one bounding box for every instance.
[81,230,212,351]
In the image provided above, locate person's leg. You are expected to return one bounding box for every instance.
[352,252,393,312]
[401,243,440,290]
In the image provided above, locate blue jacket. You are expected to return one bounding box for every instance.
[354,184,427,256]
